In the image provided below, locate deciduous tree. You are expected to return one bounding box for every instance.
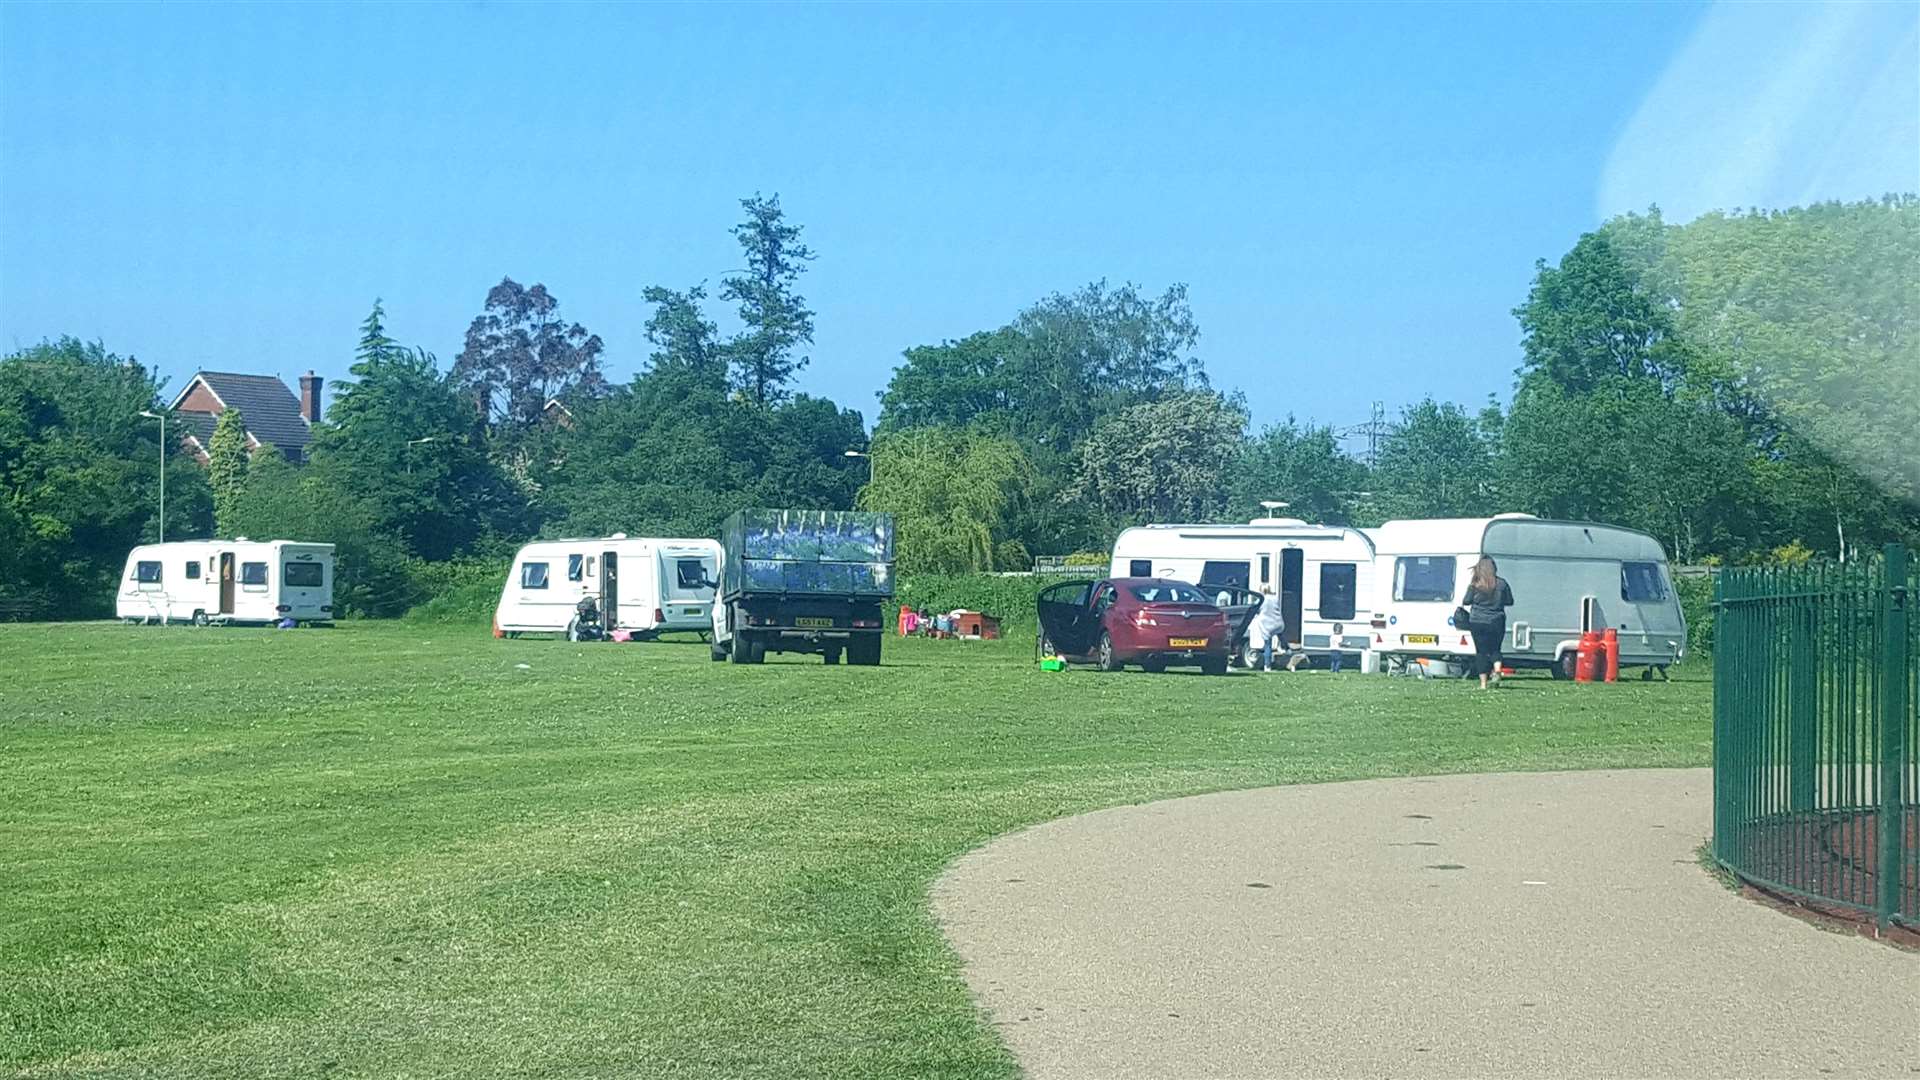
[453,279,606,430]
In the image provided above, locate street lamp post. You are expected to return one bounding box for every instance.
[405,436,439,474]
[843,449,872,486]
[139,410,166,542]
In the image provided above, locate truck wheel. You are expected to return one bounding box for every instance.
[1097,632,1124,672]
[710,641,727,662]
[728,633,754,664]
[823,646,842,665]
[848,635,881,666]
[749,637,768,664]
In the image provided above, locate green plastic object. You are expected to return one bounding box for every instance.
[1039,657,1066,672]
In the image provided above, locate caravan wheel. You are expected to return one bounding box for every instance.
[191,610,208,627]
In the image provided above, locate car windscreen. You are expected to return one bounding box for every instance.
[1130,583,1210,604]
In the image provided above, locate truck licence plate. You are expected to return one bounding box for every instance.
[1403,633,1438,645]
[795,617,834,628]
[1168,637,1207,648]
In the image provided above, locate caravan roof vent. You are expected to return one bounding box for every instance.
[235,536,250,542]
[610,532,628,540]
[1490,513,1537,520]
[1248,517,1309,527]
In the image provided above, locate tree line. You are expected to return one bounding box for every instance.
[2,194,1913,616]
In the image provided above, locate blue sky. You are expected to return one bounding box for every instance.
[3,2,1913,445]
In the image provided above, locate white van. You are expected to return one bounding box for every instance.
[116,540,335,625]
[495,535,721,639]
[1110,516,1380,669]
[1367,514,1686,677]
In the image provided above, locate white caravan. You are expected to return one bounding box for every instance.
[1367,514,1686,677]
[116,539,335,625]
[1110,517,1380,669]
[495,535,721,639]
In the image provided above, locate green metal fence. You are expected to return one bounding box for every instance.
[1712,544,1917,929]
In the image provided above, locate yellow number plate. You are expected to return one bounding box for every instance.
[795,616,834,628]
[1168,637,1208,648]
[1403,633,1438,644]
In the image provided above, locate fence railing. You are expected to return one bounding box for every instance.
[1711,544,1916,930]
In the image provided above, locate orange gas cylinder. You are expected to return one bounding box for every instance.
[1601,627,1620,683]
[1574,631,1602,682]
[492,617,504,639]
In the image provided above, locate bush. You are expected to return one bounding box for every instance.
[1675,571,1715,657]
[891,573,1063,636]
[402,557,509,625]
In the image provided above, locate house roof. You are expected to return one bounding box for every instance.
[170,371,311,456]
[174,412,217,445]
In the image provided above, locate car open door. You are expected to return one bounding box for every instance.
[1203,584,1263,659]
[1036,579,1097,657]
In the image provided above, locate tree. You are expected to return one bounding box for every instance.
[857,427,1031,574]
[1228,418,1367,524]
[1370,398,1496,520]
[453,279,607,430]
[1514,231,1690,395]
[876,281,1206,453]
[721,194,815,406]
[0,338,211,615]
[311,303,527,561]
[641,284,725,384]
[206,406,249,536]
[1068,391,1246,526]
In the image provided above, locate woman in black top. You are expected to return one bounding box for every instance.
[1462,556,1514,689]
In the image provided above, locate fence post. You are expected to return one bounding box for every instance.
[1790,585,1817,814]
[1712,567,1729,861]
[1877,544,1909,930]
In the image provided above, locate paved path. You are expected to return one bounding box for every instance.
[932,769,1919,1079]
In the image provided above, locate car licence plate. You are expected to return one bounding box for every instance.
[1168,637,1207,648]
[1403,633,1438,645]
[796,616,834,628]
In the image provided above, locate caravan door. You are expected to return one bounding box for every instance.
[602,550,620,627]
[1262,548,1304,644]
[218,553,236,615]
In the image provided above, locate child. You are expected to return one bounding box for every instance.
[1329,623,1345,673]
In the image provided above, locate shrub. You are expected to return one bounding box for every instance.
[1675,571,1715,658]
[891,573,1063,636]
[402,557,509,625]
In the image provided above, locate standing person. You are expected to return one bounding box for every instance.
[1251,589,1289,672]
[1462,556,1515,689]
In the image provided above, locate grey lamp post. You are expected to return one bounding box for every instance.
[406,436,438,474]
[138,410,165,542]
[843,449,872,486]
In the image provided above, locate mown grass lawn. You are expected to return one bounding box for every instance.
[2,622,1710,1078]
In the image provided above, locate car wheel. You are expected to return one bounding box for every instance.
[1141,656,1166,674]
[1203,656,1229,676]
[1097,632,1124,672]
[1038,633,1055,658]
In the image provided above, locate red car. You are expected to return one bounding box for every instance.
[1037,577,1232,675]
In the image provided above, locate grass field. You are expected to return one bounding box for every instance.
[2,622,1711,1079]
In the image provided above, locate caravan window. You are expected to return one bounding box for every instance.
[1319,563,1357,620]
[1201,561,1250,590]
[136,561,163,584]
[284,562,323,588]
[240,562,268,586]
[185,561,201,580]
[568,554,585,582]
[1393,556,1456,602]
[520,562,550,590]
[1622,562,1668,602]
[1128,559,1152,577]
[675,559,710,590]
